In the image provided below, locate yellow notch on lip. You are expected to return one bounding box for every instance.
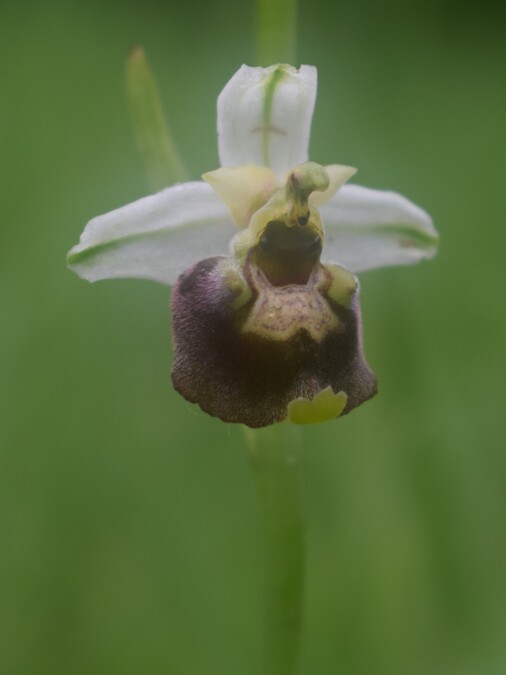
[286,387,348,424]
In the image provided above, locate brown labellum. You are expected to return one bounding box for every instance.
[171,241,377,427]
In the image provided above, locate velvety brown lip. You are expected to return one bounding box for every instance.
[171,254,377,428]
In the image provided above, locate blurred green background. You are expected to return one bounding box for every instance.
[1,0,505,673]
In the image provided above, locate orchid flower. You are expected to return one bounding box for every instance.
[68,64,438,428]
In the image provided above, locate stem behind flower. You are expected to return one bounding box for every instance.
[245,424,305,675]
[257,0,297,66]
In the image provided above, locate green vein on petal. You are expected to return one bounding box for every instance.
[67,220,207,267]
[344,222,439,247]
[262,66,287,167]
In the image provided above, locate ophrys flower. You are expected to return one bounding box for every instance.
[68,64,438,427]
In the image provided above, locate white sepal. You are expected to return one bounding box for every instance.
[217,64,317,176]
[320,184,439,272]
[68,182,233,286]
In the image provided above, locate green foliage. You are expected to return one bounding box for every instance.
[126,46,188,190]
[0,1,505,674]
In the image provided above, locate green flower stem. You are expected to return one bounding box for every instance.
[245,424,305,675]
[257,0,297,66]
[126,47,189,191]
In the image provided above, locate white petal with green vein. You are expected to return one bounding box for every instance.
[217,64,317,176]
[320,185,439,272]
[67,182,233,286]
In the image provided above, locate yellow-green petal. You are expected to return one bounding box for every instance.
[202,165,277,227]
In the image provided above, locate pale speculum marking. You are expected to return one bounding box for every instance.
[241,263,338,342]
